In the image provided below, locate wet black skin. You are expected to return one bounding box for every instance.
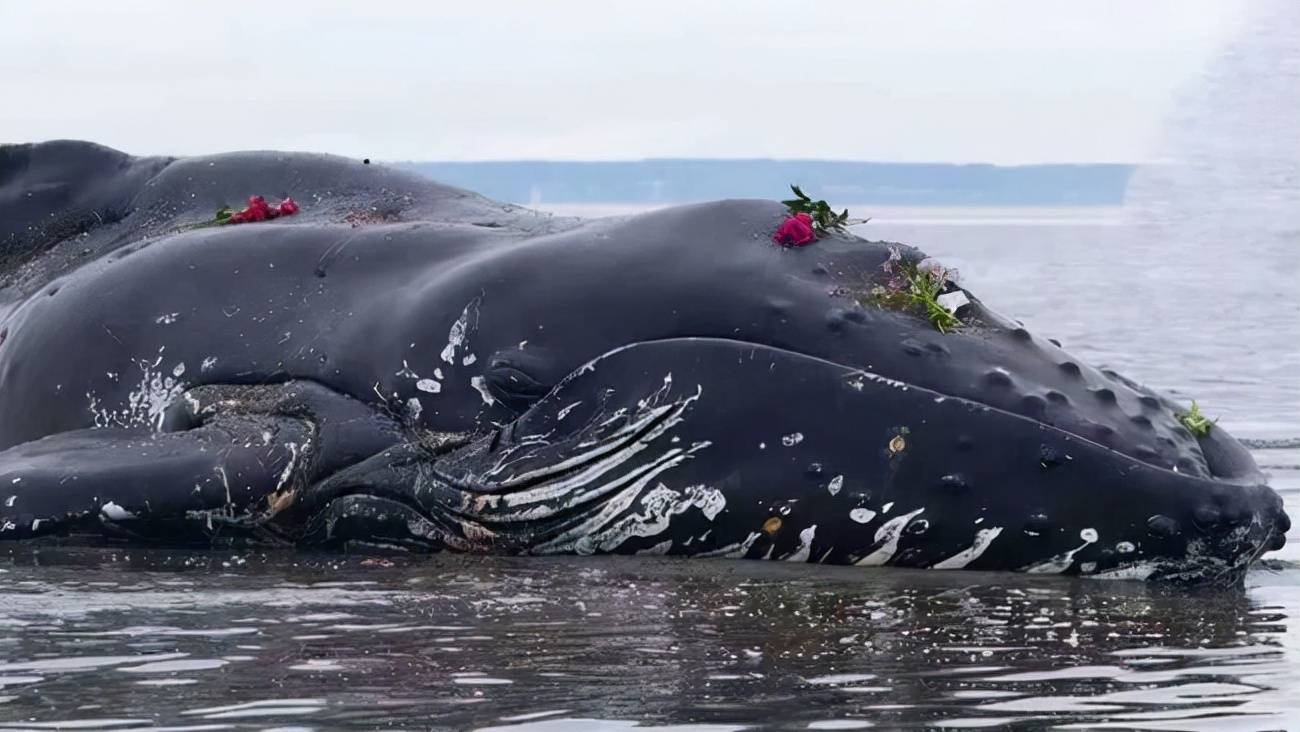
[0,141,1288,584]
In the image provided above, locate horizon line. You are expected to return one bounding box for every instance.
[396,158,1139,168]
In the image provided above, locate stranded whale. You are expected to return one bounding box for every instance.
[0,140,1288,584]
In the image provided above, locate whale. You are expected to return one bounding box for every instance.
[0,140,1288,584]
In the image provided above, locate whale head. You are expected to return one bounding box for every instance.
[319,199,1288,583]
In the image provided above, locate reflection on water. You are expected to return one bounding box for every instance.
[1,544,1298,730]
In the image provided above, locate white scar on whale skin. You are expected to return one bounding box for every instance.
[476,381,709,548]
[494,426,708,520]
[469,376,495,405]
[931,527,1004,570]
[784,525,817,562]
[86,347,187,432]
[274,443,301,493]
[696,531,762,559]
[827,475,844,496]
[849,508,876,524]
[397,358,445,397]
[1022,528,1100,574]
[99,502,137,521]
[496,380,698,489]
[440,298,481,365]
[583,482,726,554]
[855,508,925,566]
[530,455,695,554]
[637,539,674,556]
[844,370,909,392]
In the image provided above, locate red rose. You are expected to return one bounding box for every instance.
[223,194,298,225]
[773,212,816,246]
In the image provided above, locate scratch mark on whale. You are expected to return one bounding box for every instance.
[440,297,481,365]
[785,524,817,562]
[1022,528,1100,574]
[931,527,1004,569]
[855,508,925,566]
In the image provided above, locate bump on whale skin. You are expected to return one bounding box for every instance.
[0,140,1288,584]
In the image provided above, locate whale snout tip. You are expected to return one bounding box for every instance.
[1265,498,1291,553]
[1238,484,1290,557]
[1266,531,1287,553]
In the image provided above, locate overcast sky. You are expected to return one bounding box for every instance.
[0,1,1245,163]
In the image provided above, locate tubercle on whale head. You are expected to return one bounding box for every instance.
[749,231,1285,572]
[759,239,1244,482]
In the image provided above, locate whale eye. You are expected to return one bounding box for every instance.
[482,348,558,414]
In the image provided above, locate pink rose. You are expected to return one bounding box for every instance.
[773,212,816,247]
[278,198,299,216]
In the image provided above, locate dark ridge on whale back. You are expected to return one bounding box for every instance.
[0,139,574,298]
[0,140,171,281]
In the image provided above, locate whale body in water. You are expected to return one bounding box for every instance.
[0,140,1288,584]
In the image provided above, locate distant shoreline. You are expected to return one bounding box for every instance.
[400,159,1134,207]
[528,202,1126,226]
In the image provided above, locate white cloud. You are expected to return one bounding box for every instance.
[0,0,1244,162]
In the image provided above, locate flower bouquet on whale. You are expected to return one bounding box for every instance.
[188,195,300,229]
[770,184,967,333]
